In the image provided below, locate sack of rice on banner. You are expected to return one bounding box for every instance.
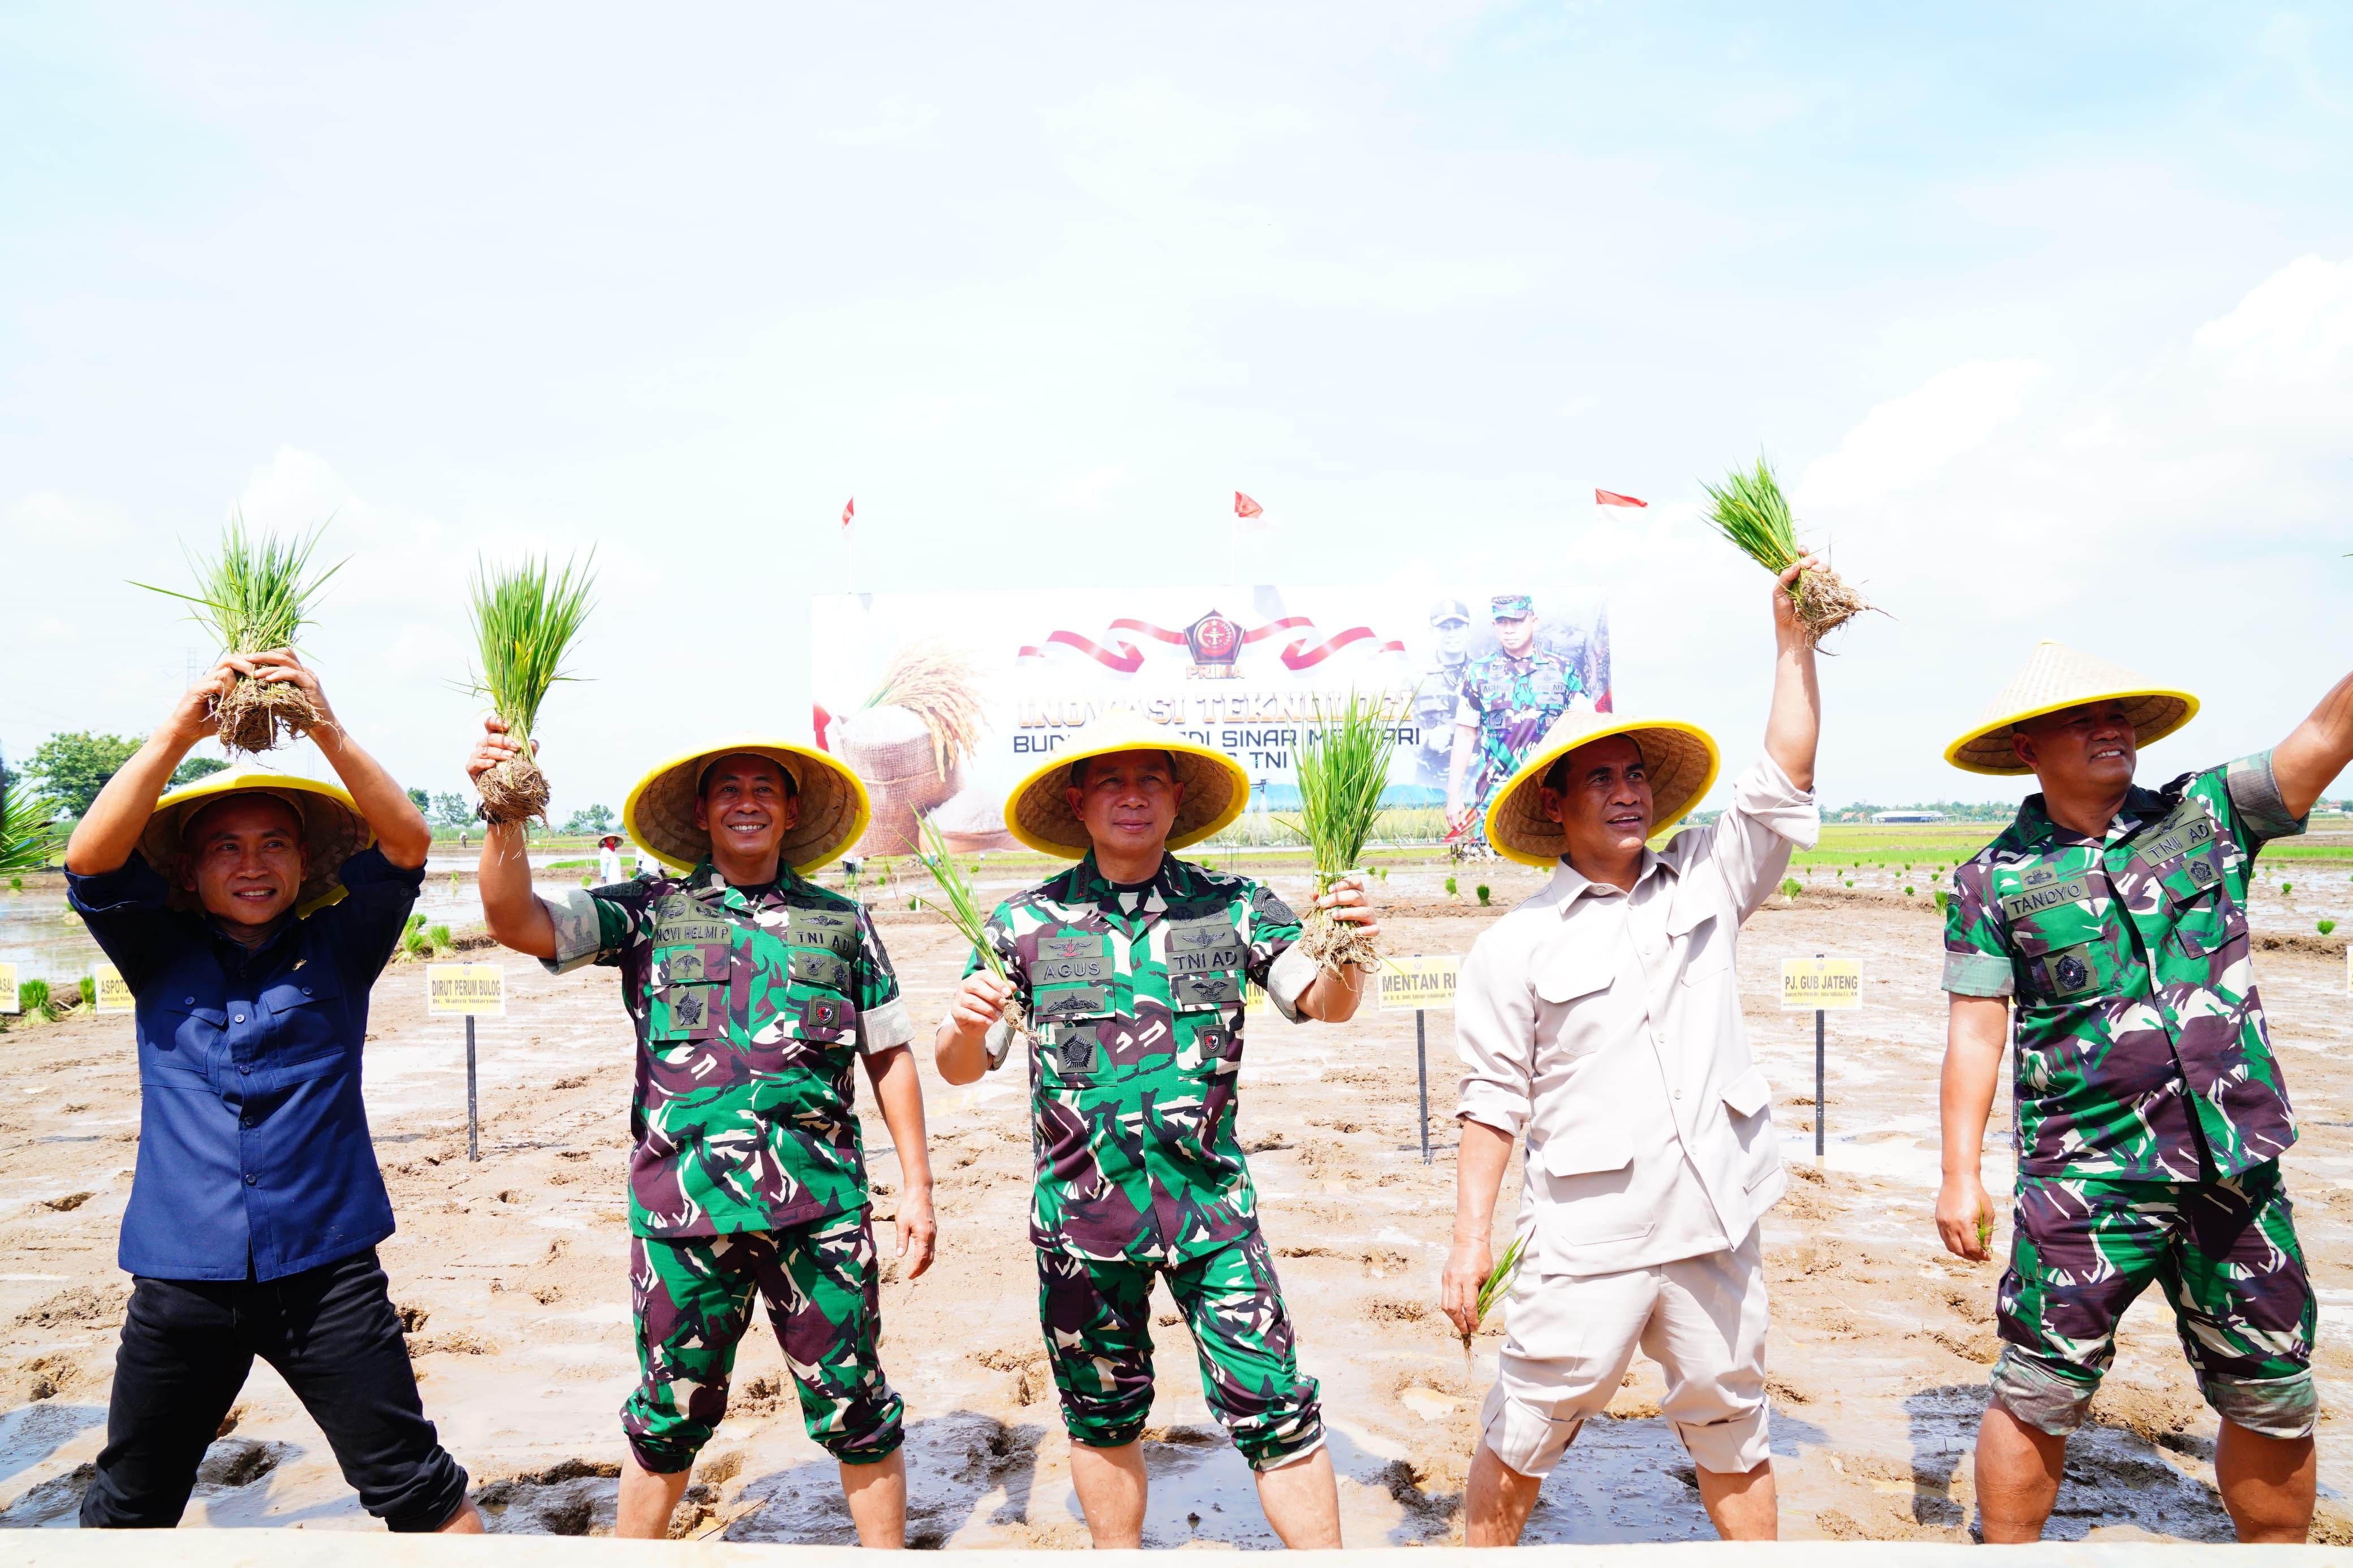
[832,639,984,857]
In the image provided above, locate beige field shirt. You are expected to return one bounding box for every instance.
[1456,756,1819,1278]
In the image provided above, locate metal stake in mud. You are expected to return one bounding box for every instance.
[466,1014,480,1163]
[1814,959,1825,1160]
[426,961,505,1165]
[1415,1009,1430,1165]
[1779,952,1861,1165]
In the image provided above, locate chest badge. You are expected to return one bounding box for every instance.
[2054,953,2090,992]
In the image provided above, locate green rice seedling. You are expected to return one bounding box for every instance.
[428,923,452,948]
[913,815,1029,1044]
[1475,884,1492,906]
[1904,885,1915,897]
[1462,1233,1531,1367]
[1780,877,1802,900]
[467,552,596,825]
[1281,693,1395,974]
[1,771,62,877]
[1445,875,1459,897]
[2321,919,2337,937]
[2281,881,2294,897]
[1700,457,1874,645]
[19,978,51,1020]
[134,515,344,753]
[77,976,94,1007]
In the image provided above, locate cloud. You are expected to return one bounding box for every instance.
[1796,359,2049,508]
[2192,253,2353,380]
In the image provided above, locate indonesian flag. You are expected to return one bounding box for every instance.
[842,497,855,529]
[1595,489,1647,508]
[1234,491,1266,524]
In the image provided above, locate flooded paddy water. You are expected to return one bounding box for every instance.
[1,852,2350,1541]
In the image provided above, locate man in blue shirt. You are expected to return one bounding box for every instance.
[64,649,481,1534]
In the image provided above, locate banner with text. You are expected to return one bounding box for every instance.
[812,584,1610,856]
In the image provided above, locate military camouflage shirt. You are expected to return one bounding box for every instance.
[972,853,1304,1265]
[1455,647,1588,822]
[1942,754,2306,1182]
[545,861,914,1238]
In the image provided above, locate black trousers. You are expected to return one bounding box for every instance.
[79,1247,469,1531]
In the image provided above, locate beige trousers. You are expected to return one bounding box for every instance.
[1477,1229,1770,1478]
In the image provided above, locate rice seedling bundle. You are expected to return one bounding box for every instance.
[912,817,1030,1044]
[1462,1232,1529,1368]
[0,772,62,876]
[467,552,596,825]
[1700,457,1875,646]
[133,515,343,753]
[1285,693,1395,975]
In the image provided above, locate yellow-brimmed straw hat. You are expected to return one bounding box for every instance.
[140,764,372,915]
[624,737,870,875]
[1004,710,1252,859]
[1484,711,1721,869]
[1945,641,2200,776]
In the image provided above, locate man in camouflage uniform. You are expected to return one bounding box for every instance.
[1413,599,1473,789]
[933,717,1378,1548]
[469,728,933,1543]
[1447,593,1592,840]
[1936,641,2353,1543]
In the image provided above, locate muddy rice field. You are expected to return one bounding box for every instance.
[2,858,2351,1543]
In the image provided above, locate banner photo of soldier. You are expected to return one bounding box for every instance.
[809,585,1610,858]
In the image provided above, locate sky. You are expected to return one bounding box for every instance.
[3,3,2349,820]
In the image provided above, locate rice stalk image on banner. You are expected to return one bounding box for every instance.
[133,514,345,754]
[1700,456,1877,646]
[1283,691,1394,974]
[913,815,1031,1047]
[467,551,596,826]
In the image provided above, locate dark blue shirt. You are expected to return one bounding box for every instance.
[67,846,421,1281]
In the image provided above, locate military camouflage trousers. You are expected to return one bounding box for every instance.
[623,1210,903,1473]
[1993,1164,2316,1440]
[1037,1229,1322,1471]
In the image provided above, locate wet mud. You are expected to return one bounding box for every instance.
[2,860,2349,1541]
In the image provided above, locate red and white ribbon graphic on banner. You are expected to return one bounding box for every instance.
[1018,615,1403,672]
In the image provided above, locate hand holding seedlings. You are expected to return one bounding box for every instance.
[134,516,344,753]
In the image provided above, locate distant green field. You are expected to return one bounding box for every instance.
[1791,817,2353,873]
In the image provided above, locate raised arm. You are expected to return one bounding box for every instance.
[467,716,557,958]
[1761,556,1823,793]
[2269,668,2353,822]
[263,651,430,869]
[65,660,232,875]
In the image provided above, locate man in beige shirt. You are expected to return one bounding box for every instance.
[1442,561,1823,1544]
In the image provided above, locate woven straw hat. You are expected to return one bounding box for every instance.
[624,737,870,875]
[1945,641,2200,776]
[1484,711,1721,869]
[1003,710,1251,859]
[141,764,372,915]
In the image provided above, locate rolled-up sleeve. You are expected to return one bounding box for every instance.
[318,846,426,984]
[1454,932,1536,1138]
[65,852,182,994]
[1708,755,1820,917]
[1941,859,2014,998]
[540,885,617,975]
[2222,751,2309,849]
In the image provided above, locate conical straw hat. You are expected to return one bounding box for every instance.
[1945,641,2199,776]
[1484,712,1721,869]
[625,736,870,875]
[1004,710,1251,859]
[141,764,372,915]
